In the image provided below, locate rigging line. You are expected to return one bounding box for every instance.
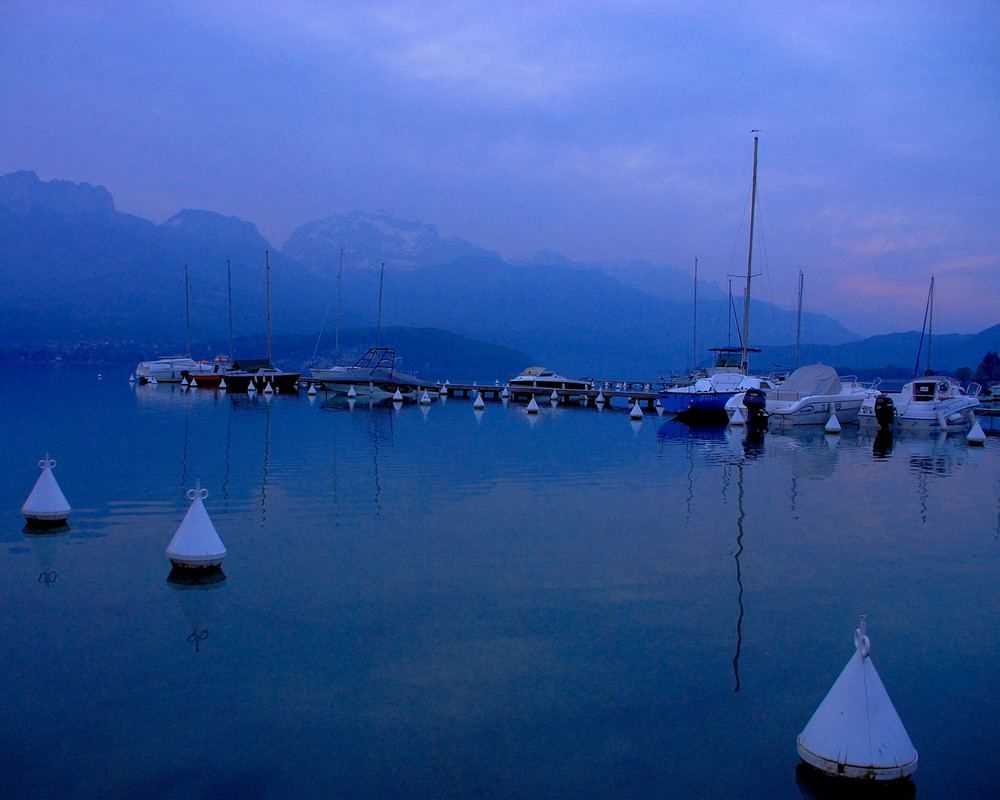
[186,279,215,356]
[310,248,341,366]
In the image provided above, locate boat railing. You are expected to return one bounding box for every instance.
[967,382,982,397]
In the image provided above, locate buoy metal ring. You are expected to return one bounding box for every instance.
[187,487,210,501]
[854,629,871,658]
[39,458,56,470]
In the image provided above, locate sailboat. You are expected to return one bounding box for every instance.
[658,135,774,420]
[135,265,227,383]
[861,277,981,433]
[193,252,300,393]
[309,263,435,400]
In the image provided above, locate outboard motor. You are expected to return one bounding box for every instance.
[873,394,896,431]
[742,387,768,430]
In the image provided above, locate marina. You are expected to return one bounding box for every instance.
[3,363,999,799]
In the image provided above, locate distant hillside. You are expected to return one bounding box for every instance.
[756,325,1000,379]
[1,170,995,379]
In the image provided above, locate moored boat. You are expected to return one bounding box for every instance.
[508,366,593,393]
[860,375,981,434]
[727,364,869,427]
[311,346,434,400]
[658,347,773,420]
[135,356,226,384]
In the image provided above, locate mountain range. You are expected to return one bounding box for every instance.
[2,170,998,382]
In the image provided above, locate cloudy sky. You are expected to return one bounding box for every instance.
[3,1,998,336]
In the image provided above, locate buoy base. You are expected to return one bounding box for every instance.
[797,743,918,782]
[795,762,915,798]
[23,515,70,531]
[22,522,71,536]
[167,565,227,586]
[167,556,226,570]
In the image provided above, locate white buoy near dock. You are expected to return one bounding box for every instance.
[550,389,559,403]
[393,388,404,403]
[473,392,485,410]
[730,406,746,427]
[501,385,510,399]
[22,456,71,530]
[150,376,158,385]
[967,412,986,446]
[420,390,431,404]
[308,382,317,395]
[797,616,917,782]
[166,481,227,570]
[128,373,135,383]
[825,411,841,434]
[263,379,274,394]
[630,401,643,420]
[347,385,357,398]
[527,396,540,414]
[220,377,228,390]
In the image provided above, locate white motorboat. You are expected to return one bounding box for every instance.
[727,363,869,427]
[508,367,593,392]
[858,277,983,434]
[135,356,224,384]
[311,346,435,400]
[860,376,981,434]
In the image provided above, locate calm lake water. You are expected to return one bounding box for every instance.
[2,363,998,799]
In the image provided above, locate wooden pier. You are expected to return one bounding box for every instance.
[440,382,662,409]
[297,378,665,410]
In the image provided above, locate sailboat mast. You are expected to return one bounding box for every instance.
[693,257,698,368]
[926,275,934,375]
[795,269,803,369]
[375,262,384,349]
[335,248,344,362]
[265,250,272,363]
[227,259,234,360]
[741,133,759,374]
[184,264,190,358]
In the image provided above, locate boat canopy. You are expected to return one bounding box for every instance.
[778,364,842,397]
[231,359,275,373]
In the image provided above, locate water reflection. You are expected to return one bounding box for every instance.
[167,567,227,653]
[23,529,70,588]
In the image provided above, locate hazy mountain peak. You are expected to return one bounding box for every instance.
[281,211,498,271]
[0,170,115,217]
[161,209,268,243]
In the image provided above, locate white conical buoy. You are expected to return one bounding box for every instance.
[797,616,917,781]
[308,383,317,396]
[166,481,227,569]
[220,377,228,390]
[128,373,135,383]
[967,412,986,446]
[347,385,357,398]
[246,380,255,394]
[22,456,71,529]
[527,396,540,414]
[150,376,158,385]
[596,391,605,404]
[825,411,841,434]
[420,390,431,404]
[393,388,404,402]
[730,406,746,427]
[181,376,190,387]
[550,389,559,403]
[501,385,510,399]
[263,380,274,394]
[473,392,485,410]
[630,401,643,420]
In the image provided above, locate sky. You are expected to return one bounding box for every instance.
[2,1,998,337]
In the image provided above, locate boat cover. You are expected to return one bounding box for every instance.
[779,364,842,397]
